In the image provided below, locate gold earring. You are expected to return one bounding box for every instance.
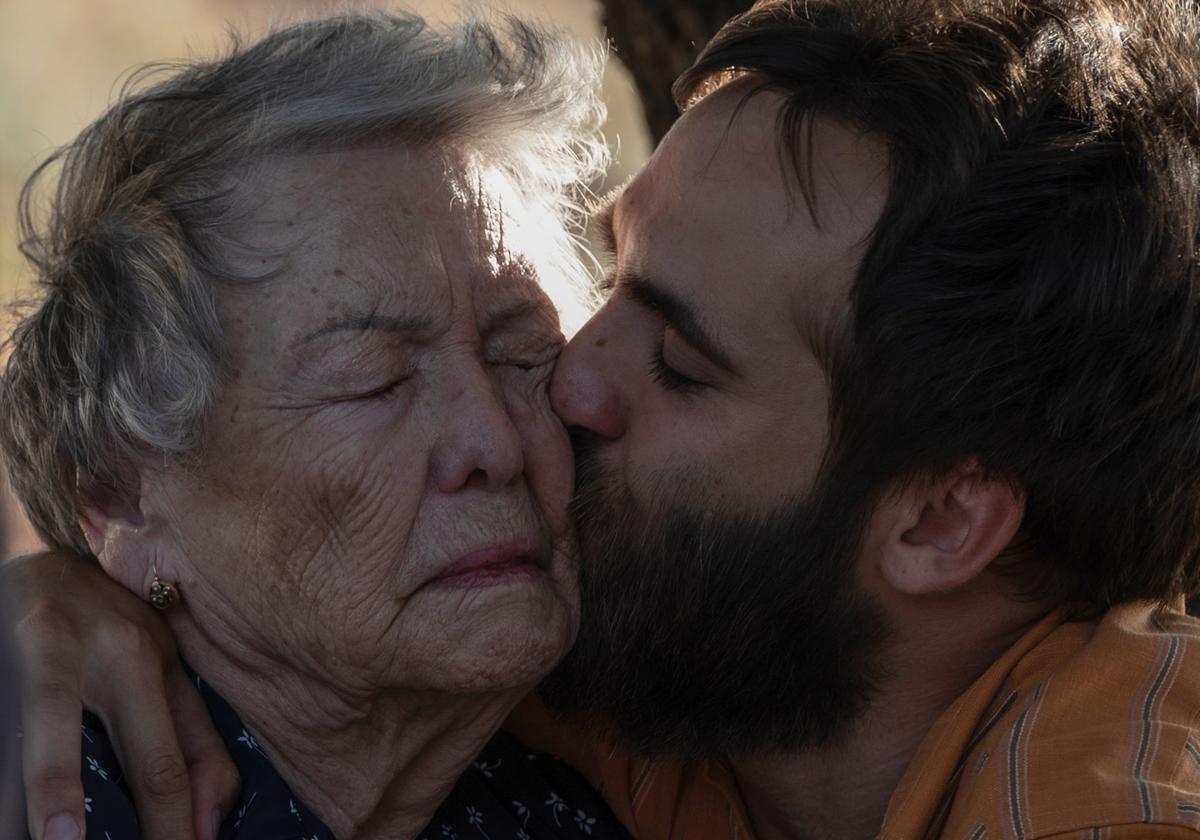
[148,566,179,610]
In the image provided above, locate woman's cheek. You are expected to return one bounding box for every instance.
[526,413,575,537]
[498,368,573,533]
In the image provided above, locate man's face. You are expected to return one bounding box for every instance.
[544,86,893,755]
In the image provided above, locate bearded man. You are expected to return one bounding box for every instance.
[10,0,1200,838]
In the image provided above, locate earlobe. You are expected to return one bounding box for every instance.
[880,466,1025,596]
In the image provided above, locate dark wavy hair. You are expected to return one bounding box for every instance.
[676,0,1200,611]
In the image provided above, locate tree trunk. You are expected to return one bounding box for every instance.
[600,0,752,144]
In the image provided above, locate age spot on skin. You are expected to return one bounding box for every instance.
[595,338,608,348]
[333,268,346,277]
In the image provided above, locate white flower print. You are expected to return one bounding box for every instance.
[512,800,530,826]
[472,758,501,778]
[84,797,93,814]
[545,792,568,827]
[237,728,260,752]
[516,831,531,840]
[574,809,597,835]
[234,791,258,829]
[465,805,490,839]
[290,798,300,820]
[86,756,109,781]
[440,825,457,839]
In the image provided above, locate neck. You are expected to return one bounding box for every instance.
[731,684,954,840]
[175,620,524,839]
[731,597,1052,840]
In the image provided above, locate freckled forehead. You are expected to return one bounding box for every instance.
[215,145,552,357]
[247,147,534,277]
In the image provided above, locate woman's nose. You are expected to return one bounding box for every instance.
[551,322,630,441]
[434,372,525,494]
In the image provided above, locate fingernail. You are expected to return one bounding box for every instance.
[211,807,223,839]
[43,813,81,840]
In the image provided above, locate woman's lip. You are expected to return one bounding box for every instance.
[429,540,541,588]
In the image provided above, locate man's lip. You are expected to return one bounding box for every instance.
[431,539,541,583]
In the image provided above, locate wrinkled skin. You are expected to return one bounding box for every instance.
[93,147,579,701]
[8,144,581,840]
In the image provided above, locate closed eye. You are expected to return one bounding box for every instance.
[334,374,413,403]
[649,333,706,394]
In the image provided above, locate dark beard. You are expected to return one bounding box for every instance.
[540,434,889,759]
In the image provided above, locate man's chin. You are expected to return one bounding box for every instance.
[545,503,885,755]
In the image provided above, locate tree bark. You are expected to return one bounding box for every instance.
[600,0,752,144]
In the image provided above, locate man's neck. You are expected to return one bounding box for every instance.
[730,601,1052,840]
[176,622,525,839]
[730,683,959,840]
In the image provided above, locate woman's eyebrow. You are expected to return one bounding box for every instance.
[486,298,551,329]
[296,313,435,347]
[588,184,626,258]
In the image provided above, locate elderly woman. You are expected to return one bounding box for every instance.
[0,12,629,840]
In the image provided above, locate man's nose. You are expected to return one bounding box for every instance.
[551,318,630,440]
[434,369,525,494]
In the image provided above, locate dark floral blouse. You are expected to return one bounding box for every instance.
[73,673,631,840]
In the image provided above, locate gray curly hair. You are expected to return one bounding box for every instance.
[0,11,609,555]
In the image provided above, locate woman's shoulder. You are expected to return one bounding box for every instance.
[73,679,629,840]
[421,731,632,840]
[75,680,336,840]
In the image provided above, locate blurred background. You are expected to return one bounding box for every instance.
[0,0,751,559]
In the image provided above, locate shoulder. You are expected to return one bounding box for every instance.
[423,731,633,839]
[940,604,1200,838]
[503,696,750,840]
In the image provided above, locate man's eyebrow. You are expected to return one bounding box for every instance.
[298,312,434,346]
[621,274,740,376]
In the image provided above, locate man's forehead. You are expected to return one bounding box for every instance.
[628,89,885,224]
[600,88,888,354]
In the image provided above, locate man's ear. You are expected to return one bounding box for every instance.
[878,461,1024,596]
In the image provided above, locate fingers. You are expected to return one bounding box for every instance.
[15,606,85,840]
[5,552,212,840]
[163,665,240,840]
[97,625,197,840]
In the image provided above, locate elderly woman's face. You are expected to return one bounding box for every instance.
[139,145,578,695]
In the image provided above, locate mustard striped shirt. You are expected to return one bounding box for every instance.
[509,603,1200,839]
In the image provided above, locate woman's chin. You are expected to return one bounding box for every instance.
[400,582,580,695]
[433,627,576,695]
